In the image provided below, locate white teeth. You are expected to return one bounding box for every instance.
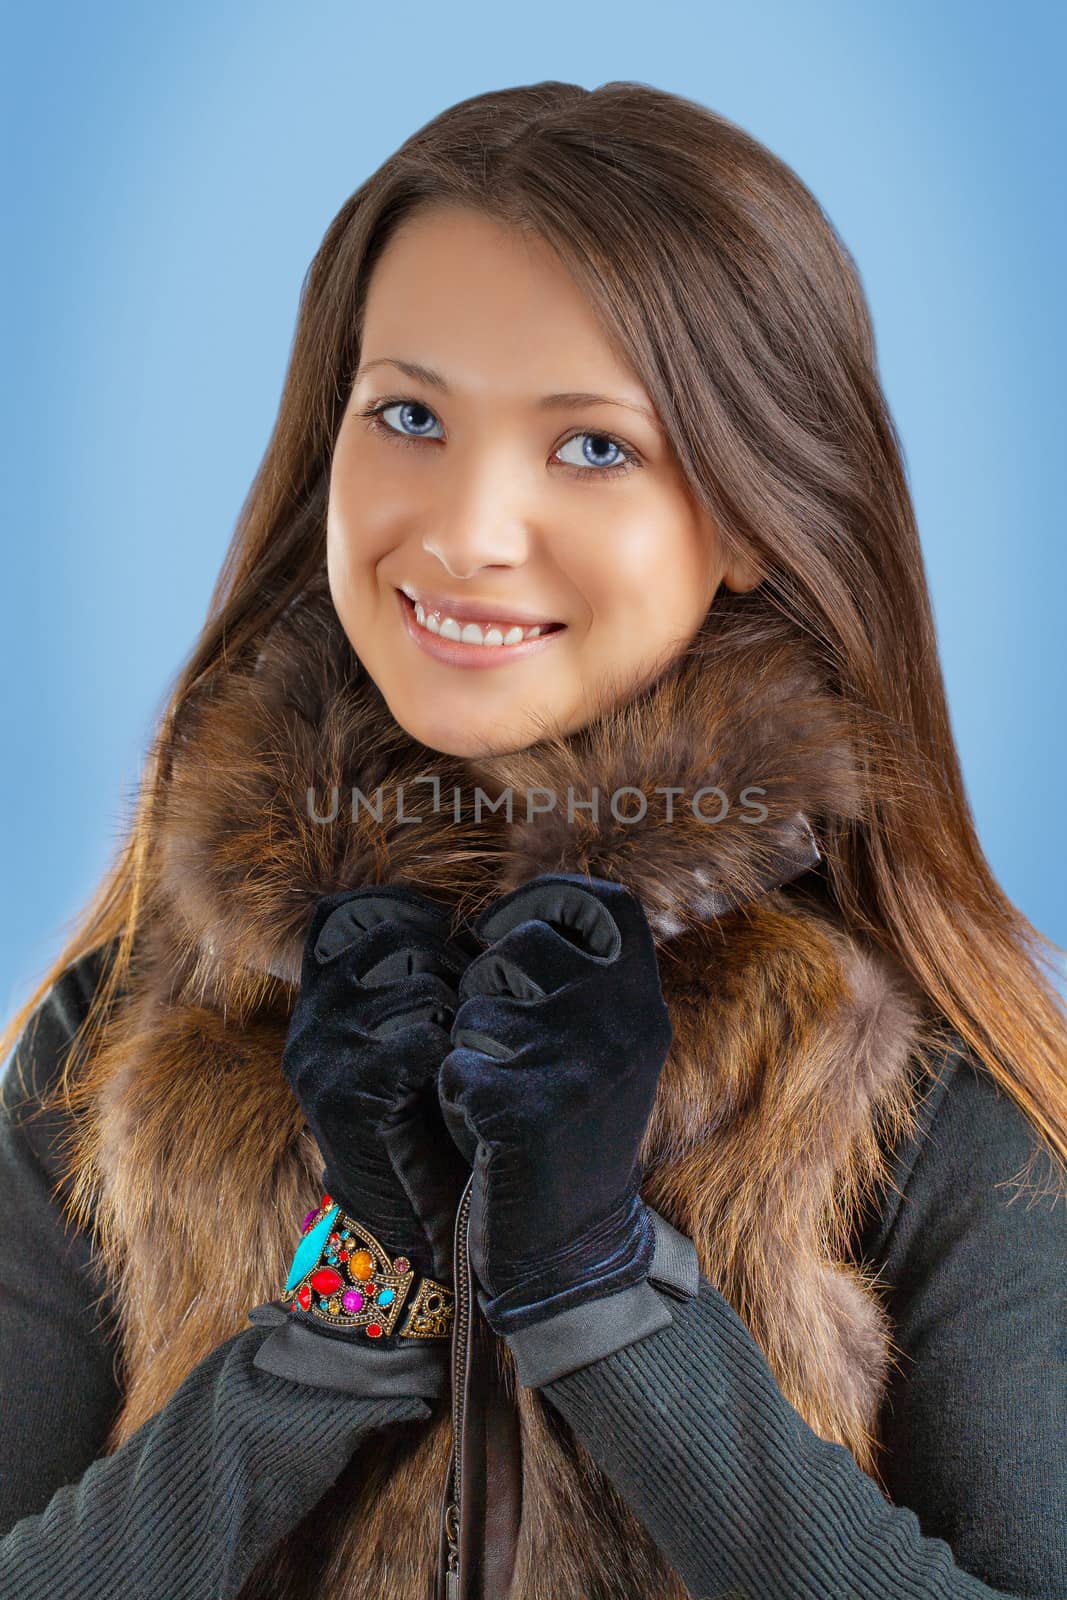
[411,599,551,648]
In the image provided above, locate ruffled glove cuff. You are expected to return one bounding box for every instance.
[475,1189,657,1335]
[492,1204,701,1388]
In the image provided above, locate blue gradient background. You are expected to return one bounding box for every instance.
[3,1,1064,1010]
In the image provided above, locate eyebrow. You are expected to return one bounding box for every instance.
[353,357,660,429]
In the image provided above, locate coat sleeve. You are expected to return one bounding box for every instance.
[536,1050,1067,1600]
[0,949,438,1599]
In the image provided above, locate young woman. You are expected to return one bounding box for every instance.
[1,79,1064,1600]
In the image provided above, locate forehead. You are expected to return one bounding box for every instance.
[359,205,652,410]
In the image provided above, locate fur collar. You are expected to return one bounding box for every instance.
[73,575,947,1598]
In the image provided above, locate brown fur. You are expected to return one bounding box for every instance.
[59,576,953,1598]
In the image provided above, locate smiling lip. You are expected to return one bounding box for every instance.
[399,585,563,629]
[396,589,567,670]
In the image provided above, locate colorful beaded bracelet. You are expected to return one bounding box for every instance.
[280,1191,454,1341]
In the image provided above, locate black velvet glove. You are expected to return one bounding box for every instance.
[436,872,674,1338]
[279,886,474,1346]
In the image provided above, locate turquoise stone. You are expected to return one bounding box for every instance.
[284,1204,340,1293]
[377,1288,395,1305]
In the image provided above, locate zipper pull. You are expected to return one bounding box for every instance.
[444,1497,460,1598]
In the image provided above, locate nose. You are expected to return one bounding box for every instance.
[421,524,530,580]
[423,545,513,580]
[422,537,531,582]
[418,432,541,577]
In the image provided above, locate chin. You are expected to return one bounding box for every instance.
[386,703,530,761]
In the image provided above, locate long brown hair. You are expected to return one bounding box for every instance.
[4,78,1065,1187]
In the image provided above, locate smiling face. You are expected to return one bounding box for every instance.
[326,204,761,758]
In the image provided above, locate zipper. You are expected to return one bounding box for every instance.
[440,1169,474,1599]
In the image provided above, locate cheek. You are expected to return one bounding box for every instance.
[569,503,715,630]
[326,475,382,631]
[326,454,395,582]
[325,483,360,609]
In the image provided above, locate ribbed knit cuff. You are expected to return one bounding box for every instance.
[494,1206,700,1387]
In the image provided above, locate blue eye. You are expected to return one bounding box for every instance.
[555,432,630,472]
[369,399,444,440]
[355,396,641,479]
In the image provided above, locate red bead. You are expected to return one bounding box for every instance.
[297,1284,312,1310]
[321,1192,332,1208]
[310,1268,343,1295]
[366,1323,383,1338]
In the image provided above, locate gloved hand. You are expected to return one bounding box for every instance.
[436,872,674,1338]
[279,885,475,1345]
